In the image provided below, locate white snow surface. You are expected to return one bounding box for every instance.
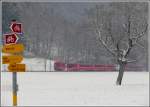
[1,72,149,106]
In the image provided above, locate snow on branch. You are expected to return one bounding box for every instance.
[136,42,145,49]
[130,23,148,49]
[94,6,116,57]
[127,59,137,63]
[96,28,116,56]
[131,23,148,40]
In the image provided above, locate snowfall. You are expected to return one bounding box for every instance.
[1,58,149,106]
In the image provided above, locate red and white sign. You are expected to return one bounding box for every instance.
[10,22,22,34]
[4,33,19,45]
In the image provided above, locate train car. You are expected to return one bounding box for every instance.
[54,61,66,71]
[54,61,116,71]
[54,61,143,71]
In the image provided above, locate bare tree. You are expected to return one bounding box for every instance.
[87,3,148,85]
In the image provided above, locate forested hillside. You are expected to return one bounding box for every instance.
[2,2,148,70]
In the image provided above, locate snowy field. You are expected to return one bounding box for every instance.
[1,72,149,106]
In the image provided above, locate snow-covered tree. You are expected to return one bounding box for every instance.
[87,2,148,85]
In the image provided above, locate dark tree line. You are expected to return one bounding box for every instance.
[2,2,148,73]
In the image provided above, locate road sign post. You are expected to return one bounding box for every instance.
[2,44,24,53]
[10,22,22,34]
[8,64,26,72]
[2,55,23,64]
[13,72,18,106]
[2,20,25,106]
[4,33,18,45]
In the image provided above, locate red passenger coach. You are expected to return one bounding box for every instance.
[54,61,116,71]
[54,61,66,71]
[54,61,143,71]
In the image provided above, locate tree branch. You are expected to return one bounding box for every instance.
[108,21,116,46]
[124,39,133,58]
[135,42,145,49]
[95,6,116,57]
[128,24,147,51]
[131,23,148,40]
[127,59,137,63]
[96,29,116,56]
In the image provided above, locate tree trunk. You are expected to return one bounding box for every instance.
[116,61,126,85]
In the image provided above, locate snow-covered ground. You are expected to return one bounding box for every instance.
[1,72,149,106]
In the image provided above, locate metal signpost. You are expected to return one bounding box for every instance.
[2,20,25,106]
[13,72,18,106]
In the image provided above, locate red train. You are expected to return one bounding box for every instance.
[54,61,116,71]
[54,61,144,71]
